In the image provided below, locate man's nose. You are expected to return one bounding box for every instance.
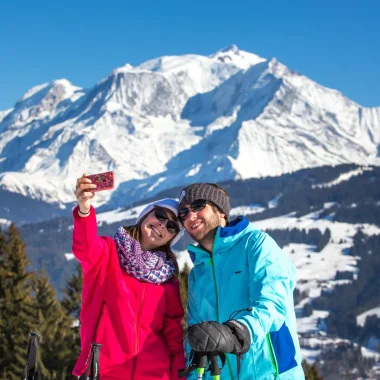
[188,210,198,220]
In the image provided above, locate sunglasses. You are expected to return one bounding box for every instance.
[178,199,208,221]
[153,208,180,234]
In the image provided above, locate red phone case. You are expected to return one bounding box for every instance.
[86,171,115,192]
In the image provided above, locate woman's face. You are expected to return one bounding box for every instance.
[140,207,180,250]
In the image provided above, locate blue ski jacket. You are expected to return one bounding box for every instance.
[185,217,305,379]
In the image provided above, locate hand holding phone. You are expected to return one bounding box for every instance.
[86,171,115,192]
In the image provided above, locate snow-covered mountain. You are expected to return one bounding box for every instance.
[0,45,379,213]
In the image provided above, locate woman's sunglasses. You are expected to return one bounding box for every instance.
[178,199,207,221]
[153,208,180,234]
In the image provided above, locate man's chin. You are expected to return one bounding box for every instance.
[188,229,206,242]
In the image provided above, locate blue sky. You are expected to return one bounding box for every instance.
[0,0,379,110]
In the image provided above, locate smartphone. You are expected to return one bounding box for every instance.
[86,171,115,192]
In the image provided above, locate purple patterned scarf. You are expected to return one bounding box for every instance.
[114,226,175,284]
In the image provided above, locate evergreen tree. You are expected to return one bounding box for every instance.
[0,228,8,375]
[61,262,82,319]
[302,360,323,380]
[61,261,83,373]
[30,268,73,379]
[0,224,34,380]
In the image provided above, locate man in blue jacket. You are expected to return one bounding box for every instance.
[178,183,305,379]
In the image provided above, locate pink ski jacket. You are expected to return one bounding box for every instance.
[72,206,185,380]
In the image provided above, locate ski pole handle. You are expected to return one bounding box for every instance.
[196,352,207,379]
[90,342,102,380]
[209,352,221,380]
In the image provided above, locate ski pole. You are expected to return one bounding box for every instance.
[196,353,207,379]
[20,332,40,380]
[89,342,102,380]
[78,342,102,380]
[208,351,221,380]
[178,350,207,378]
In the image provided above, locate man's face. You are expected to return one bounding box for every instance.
[179,200,226,242]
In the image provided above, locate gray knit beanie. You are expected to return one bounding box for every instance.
[178,183,231,219]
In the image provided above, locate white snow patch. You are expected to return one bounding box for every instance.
[297,310,329,334]
[361,346,380,360]
[174,249,194,272]
[186,164,202,177]
[357,306,380,326]
[0,218,11,227]
[268,194,282,208]
[313,167,373,189]
[301,347,321,363]
[0,108,13,123]
[229,204,265,217]
[96,204,148,225]
[147,177,166,192]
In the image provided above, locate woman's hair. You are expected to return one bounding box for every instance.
[123,207,180,278]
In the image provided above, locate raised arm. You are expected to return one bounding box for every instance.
[72,174,108,273]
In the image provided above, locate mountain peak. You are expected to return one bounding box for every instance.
[219,44,240,53]
[111,64,134,76]
[18,79,79,105]
[51,78,74,87]
[210,45,266,70]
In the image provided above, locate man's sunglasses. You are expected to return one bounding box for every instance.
[153,208,180,234]
[178,199,207,221]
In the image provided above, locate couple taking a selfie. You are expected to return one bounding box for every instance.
[72,174,305,380]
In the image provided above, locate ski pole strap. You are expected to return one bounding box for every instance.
[236,354,242,380]
[78,342,102,380]
[20,332,40,380]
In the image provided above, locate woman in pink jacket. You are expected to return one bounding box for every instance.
[72,175,185,379]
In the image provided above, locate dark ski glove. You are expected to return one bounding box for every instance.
[223,320,251,355]
[187,320,251,355]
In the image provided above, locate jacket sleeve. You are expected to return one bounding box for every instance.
[237,231,297,343]
[72,205,109,273]
[162,279,186,380]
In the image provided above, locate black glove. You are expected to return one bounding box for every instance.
[187,320,251,355]
[223,320,251,355]
[187,321,235,353]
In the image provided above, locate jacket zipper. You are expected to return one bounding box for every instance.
[210,254,220,322]
[210,252,235,379]
[131,283,146,380]
[266,334,279,378]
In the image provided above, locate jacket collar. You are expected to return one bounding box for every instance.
[188,216,250,265]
